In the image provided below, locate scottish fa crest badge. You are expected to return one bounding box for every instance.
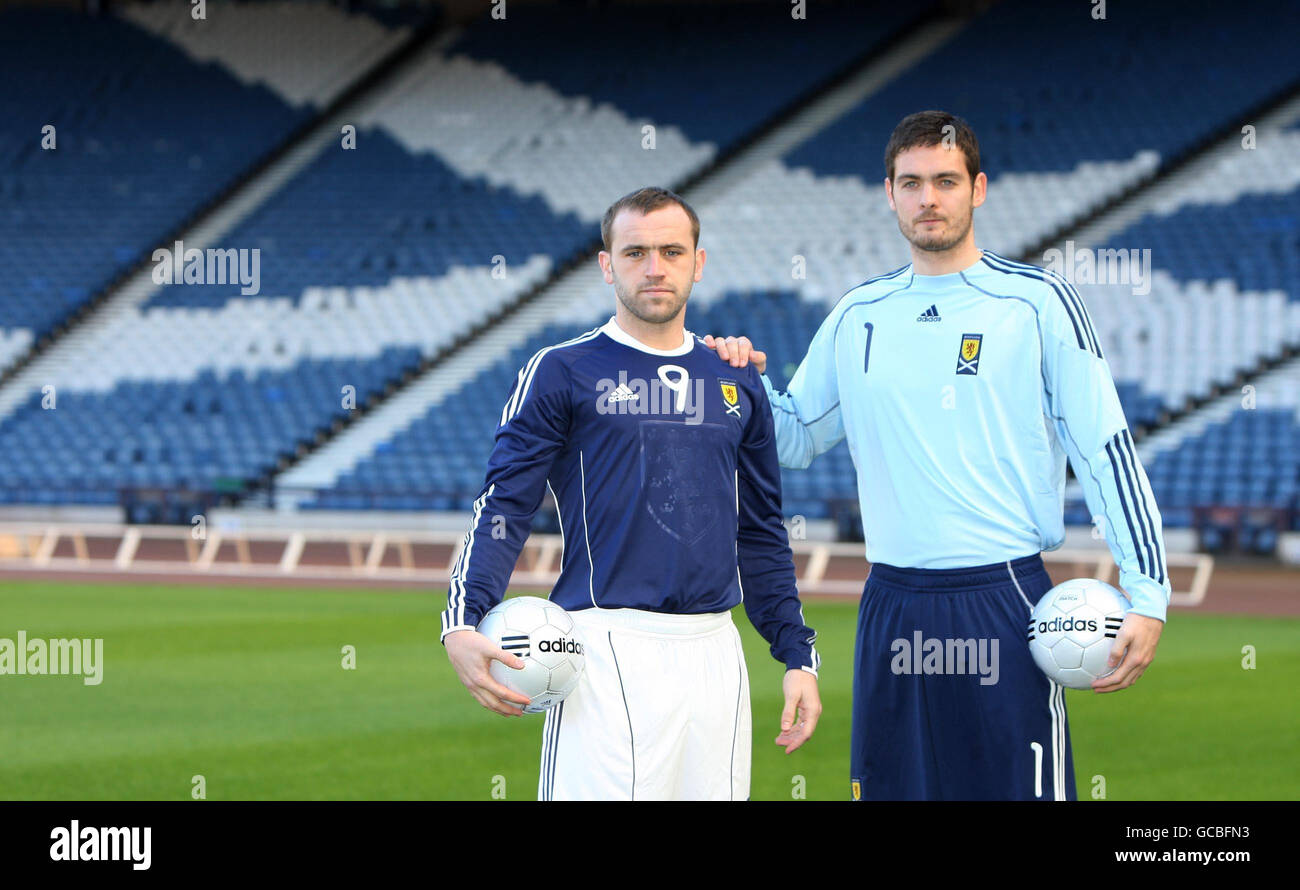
[720,379,741,418]
[956,334,983,375]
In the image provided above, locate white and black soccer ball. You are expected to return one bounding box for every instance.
[1027,579,1129,690]
[476,596,586,714]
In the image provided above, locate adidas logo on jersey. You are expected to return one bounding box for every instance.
[607,383,639,403]
[916,305,941,323]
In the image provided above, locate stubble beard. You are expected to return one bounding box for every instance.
[614,274,691,326]
[900,204,974,254]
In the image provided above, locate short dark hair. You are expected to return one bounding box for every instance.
[884,111,981,183]
[601,186,700,252]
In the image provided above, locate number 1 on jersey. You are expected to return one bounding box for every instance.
[863,322,874,374]
[1030,741,1043,798]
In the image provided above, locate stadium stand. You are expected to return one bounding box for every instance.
[787,0,1300,206]
[0,0,928,509]
[447,2,929,156]
[120,0,415,109]
[142,129,590,310]
[1114,358,1300,539]
[0,348,419,506]
[0,0,423,375]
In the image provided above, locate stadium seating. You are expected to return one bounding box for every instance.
[788,0,1300,178]
[0,1,419,375]
[1094,359,1300,532]
[1071,363,1300,530]
[0,348,420,504]
[147,0,931,310]
[1081,122,1300,425]
[0,1,927,506]
[448,2,931,154]
[143,131,592,309]
[1148,409,1299,511]
[1061,129,1300,528]
[120,0,416,109]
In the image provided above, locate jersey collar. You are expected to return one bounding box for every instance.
[600,316,696,356]
[911,251,988,284]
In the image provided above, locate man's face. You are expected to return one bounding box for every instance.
[886,144,987,253]
[599,205,704,325]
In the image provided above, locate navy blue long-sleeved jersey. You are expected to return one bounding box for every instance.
[440,317,819,674]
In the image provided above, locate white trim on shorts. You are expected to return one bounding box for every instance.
[1006,559,1034,612]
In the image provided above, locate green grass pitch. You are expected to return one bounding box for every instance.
[1,580,1295,800]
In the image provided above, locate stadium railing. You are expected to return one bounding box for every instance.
[0,522,1214,607]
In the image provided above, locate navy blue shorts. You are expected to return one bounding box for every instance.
[851,553,1077,801]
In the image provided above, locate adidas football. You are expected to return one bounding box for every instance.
[1027,579,1129,690]
[476,596,586,714]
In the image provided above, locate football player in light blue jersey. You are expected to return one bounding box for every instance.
[707,111,1169,800]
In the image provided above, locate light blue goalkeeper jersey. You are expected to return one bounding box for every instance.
[763,251,1172,621]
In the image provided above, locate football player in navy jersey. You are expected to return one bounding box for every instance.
[442,187,821,800]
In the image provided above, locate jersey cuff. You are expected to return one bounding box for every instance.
[1118,576,1170,623]
[440,623,477,644]
[783,658,818,676]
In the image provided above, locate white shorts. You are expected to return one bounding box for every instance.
[538,608,751,801]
